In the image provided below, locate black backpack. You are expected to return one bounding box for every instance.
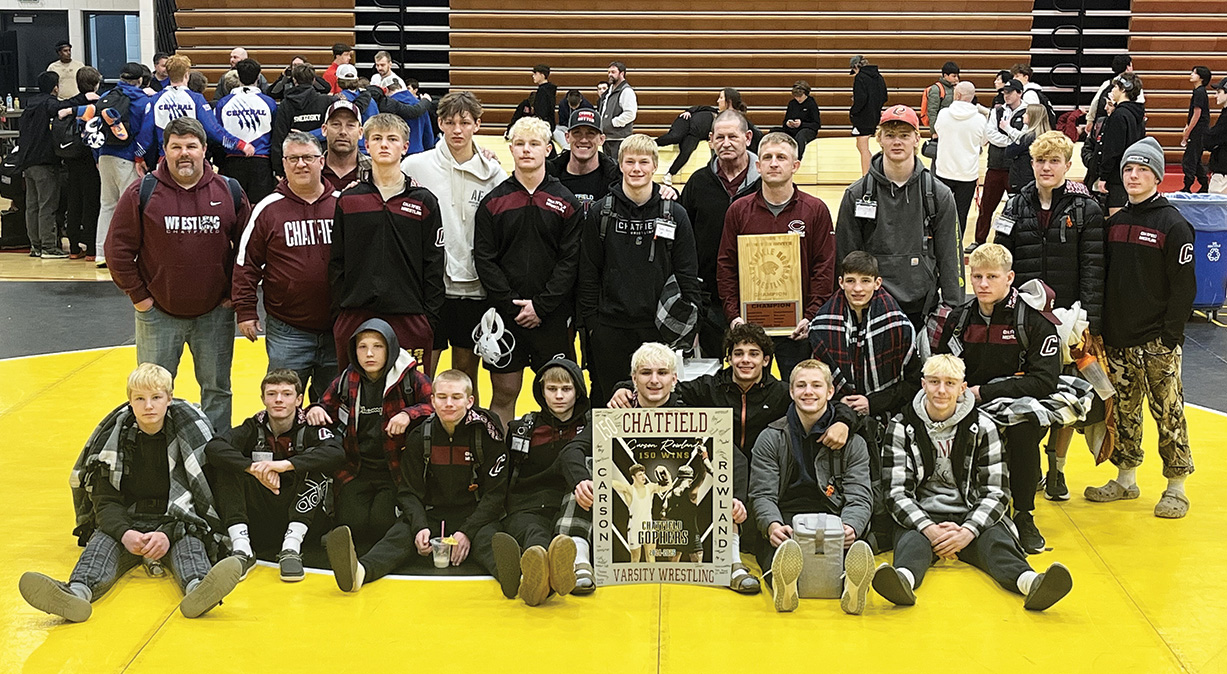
[1033,89,1059,130]
[94,87,134,147]
[52,114,91,160]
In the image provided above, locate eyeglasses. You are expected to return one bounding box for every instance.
[284,154,322,164]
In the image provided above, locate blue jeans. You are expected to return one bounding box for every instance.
[264,314,338,403]
[135,303,235,432]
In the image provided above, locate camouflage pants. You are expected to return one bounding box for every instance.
[1105,338,1195,477]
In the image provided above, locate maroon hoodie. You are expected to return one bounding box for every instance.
[106,160,251,318]
[233,180,337,332]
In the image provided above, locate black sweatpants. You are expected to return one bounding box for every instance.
[697,299,729,361]
[587,323,663,407]
[1003,420,1043,513]
[224,156,275,205]
[938,175,977,237]
[335,470,398,550]
[64,157,100,256]
[891,519,1030,593]
[212,467,330,553]
[361,507,497,581]
[1183,130,1210,191]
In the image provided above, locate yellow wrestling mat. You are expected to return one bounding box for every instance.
[1,341,1224,673]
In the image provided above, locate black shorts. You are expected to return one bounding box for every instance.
[851,124,878,138]
[1106,183,1129,209]
[432,297,492,351]
[484,313,575,374]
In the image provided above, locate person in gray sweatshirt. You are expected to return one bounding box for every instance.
[836,105,964,327]
[872,354,1073,612]
[749,358,874,615]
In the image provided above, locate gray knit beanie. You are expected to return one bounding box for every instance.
[1121,136,1165,181]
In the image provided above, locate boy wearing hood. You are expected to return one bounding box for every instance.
[402,91,507,387]
[749,359,876,614]
[873,355,1073,612]
[326,370,509,591]
[307,319,433,548]
[836,105,963,327]
[488,358,589,606]
[578,134,701,405]
[849,56,889,175]
[206,369,345,582]
[934,244,1060,554]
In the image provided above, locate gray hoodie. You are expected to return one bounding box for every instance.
[835,155,964,316]
[913,389,976,516]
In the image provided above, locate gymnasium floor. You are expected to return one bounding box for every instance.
[2,138,1226,673]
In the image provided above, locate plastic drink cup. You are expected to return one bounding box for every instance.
[1077,354,1116,399]
[430,537,450,568]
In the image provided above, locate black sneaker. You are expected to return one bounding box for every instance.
[1044,470,1070,501]
[963,242,980,254]
[28,249,41,258]
[278,549,305,582]
[871,563,916,606]
[1024,562,1073,611]
[41,248,70,259]
[1014,511,1046,554]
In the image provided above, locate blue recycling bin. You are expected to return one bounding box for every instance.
[1165,192,1227,315]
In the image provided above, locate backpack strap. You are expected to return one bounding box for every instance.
[140,173,243,221]
[920,167,937,255]
[900,405,936,480]
[137,173,158,222]
[421,416,433,480]
[598,194,614,241]
[1014,298,1030,356]
[223,175,243,218]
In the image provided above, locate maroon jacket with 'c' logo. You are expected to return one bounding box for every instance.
[233,180,338,333]
[106,161,251,318]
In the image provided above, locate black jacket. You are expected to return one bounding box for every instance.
[997,180,1106,334]
[578,182,701,329]
[505,358,591,514]
[936,290,1060,402]
[850,65,888,133]
[473,173,583,320]
[1205,106,1227,174]
[17,92,60,168]
[269,73,330,100]
[1096,101,1146,187]
[533,82,558,130]
[271,84,335,171]
[782,96,822,132]
[205,411,345,475]
[399,408,509,537]
[329,175,445,325]
[1103,194,1197,349]
[679,157,761,299]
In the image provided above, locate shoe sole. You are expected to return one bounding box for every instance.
[280,568,305,582]
[1083,485,1140,503]
[871,564,916,606]
[101,109,129,141]
[325,526,360,592]
[19,572,91,622]
[237,557,255,582]
[491,532,522,599]
[1025,563,1073,611]
[548,535,577,596]
[1045,491,1071,501]
[520,547,550,607]
[770,539,802,613]
[572,563,595,596]
[180,557,242,618]
[729,566,762,595]
[840,541,874,615]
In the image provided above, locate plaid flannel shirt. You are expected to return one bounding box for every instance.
[883,397,1010,537]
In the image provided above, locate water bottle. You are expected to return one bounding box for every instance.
[143,557,167,577]
[1077,354,1116,400]
[4,94,11,110]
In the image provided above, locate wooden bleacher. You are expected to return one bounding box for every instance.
[172,0,356,94]
[1128,0,1227,164]
[448,0,1034,136]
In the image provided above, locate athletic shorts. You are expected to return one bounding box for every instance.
[333,309,434,374]
[1106,183,1129,209]
[484,313,575,374]
[850,124,878,138]
[432,297,491,351]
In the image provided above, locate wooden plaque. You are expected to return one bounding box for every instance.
[738,233,803,336]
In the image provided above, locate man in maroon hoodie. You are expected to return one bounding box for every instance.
[106,116,252,432]
[233,130,338,402]
[716,131,838,382]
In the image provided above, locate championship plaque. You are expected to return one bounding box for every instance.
[738,233,803,336]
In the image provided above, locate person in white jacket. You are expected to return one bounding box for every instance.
[401,91,507,392]
[933,82,989,238]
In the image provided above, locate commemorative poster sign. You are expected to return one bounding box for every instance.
[592,408,733,587]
